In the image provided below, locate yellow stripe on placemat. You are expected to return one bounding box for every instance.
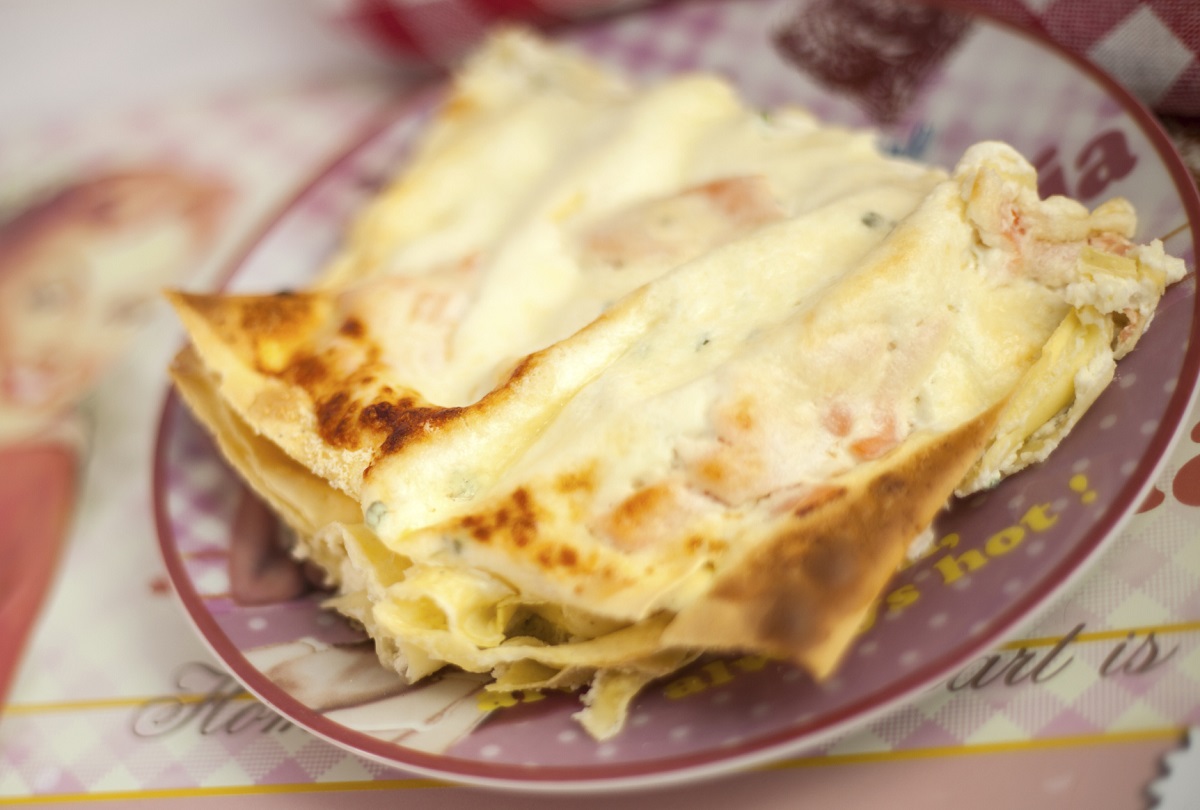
[0,728,1185,804]
[1002,620,1200,650]
[764,727,1186,771]
[2,693,255,716]
[0,778,447,805]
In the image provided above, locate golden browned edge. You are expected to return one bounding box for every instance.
[168,346,360,559]
[662,402,1007,679]
[165,289,332,374]
[166,289,479,502]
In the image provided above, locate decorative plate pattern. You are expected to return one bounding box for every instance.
[154,0,1200,792]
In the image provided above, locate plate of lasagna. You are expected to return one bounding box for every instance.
[154,0,1200,792]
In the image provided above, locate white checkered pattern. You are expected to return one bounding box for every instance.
[331,0,1200,116]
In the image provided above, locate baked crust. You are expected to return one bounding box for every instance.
[169,345,361,578]
[662,403,1004,678]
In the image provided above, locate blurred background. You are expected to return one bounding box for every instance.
[0,0,396,124]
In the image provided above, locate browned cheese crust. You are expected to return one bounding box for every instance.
[663,402,1006,677]
[169,345,360,577]
[166,289,468,500]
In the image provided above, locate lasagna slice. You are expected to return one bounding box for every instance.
[167,30,1185,739]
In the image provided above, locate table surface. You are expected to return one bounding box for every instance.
[1,51,1199,810]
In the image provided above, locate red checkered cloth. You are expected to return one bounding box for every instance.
[330,0,1200,117]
